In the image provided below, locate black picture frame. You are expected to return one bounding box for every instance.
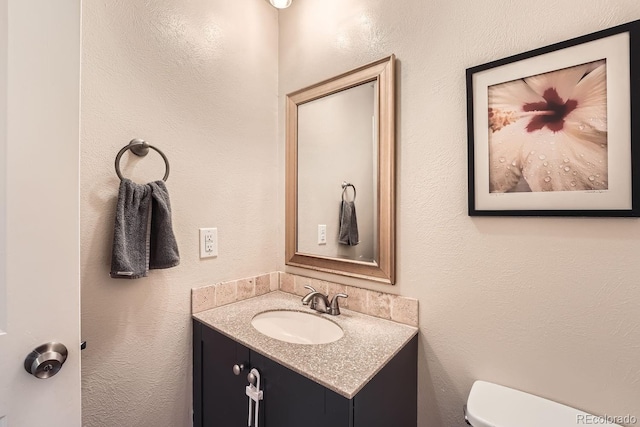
[467,20,640,217]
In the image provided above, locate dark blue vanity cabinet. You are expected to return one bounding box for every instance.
[193,320,418,427]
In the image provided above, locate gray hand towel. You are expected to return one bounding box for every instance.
[110,179,179,279]
[338,200,359,246]
[148,180,180,270]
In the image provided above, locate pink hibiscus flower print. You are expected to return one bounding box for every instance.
[488,59,607,192]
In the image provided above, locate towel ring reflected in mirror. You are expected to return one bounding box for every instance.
[115,138,170,182]
[341,182,356,202]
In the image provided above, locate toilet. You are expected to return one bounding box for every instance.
[464,381,623,427]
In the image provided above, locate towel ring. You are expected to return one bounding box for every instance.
[115,139,170,182]
[341,181,356,202]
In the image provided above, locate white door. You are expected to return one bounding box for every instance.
[0,1,81,426]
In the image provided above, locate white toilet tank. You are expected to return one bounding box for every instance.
[465,381,623,427]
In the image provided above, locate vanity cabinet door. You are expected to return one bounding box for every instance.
[194,321,351,427]
[251,351,351,427]
[194,320,250,427]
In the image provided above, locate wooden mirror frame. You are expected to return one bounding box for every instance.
[285,55,396,284]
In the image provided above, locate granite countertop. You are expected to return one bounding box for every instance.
[193,291,418,399]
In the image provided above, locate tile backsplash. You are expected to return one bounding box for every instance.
[192,272,418,327]
[191,272,278,314]
[278,272,418,327]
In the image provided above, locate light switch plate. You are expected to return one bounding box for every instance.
[199,228,218,258]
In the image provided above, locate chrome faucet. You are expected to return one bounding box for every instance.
[301,286,348,316]
[302,290,330,311]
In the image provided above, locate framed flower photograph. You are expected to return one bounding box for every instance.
[467,20,640,216]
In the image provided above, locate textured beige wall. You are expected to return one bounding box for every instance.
[279,1,640,426]
[80,1,278,425]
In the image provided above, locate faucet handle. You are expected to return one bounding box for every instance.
[329,293,348,315]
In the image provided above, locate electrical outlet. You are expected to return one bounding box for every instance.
[318,224,327,245]
[199,228,218,258]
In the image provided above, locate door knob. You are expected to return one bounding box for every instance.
[24,342,68,379]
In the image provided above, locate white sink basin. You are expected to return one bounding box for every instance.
[251,310,344,345]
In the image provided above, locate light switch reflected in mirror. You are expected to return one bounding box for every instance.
[285,55,395,284]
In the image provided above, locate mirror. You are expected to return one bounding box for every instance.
[297,81,378,262]
[285,55,395,284]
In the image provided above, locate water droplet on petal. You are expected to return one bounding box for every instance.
[563,158,570,163]
[539,154,546,160]
[580,154,584,157]
[511,161,517,166]
[564,166,570,172]
[596,174,600,178]
[546,170,552,175]
[589,175,596,182]
[507,166,511,170]
[499,157,506,163]
[543,161,548,166]
[600,144,605,148]
[579,125,585,131]
[528,159,532,164]
[573,171,578,176]
[570,181,576,187]
[544,176,551,183]
[530,150,536,155]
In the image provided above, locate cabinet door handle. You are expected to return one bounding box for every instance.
[233,363,245,376]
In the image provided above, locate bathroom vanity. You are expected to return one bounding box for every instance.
[192,291,418,427]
